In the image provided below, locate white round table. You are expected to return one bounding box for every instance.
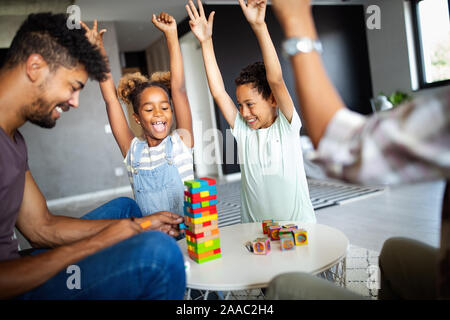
[177,222,349,293]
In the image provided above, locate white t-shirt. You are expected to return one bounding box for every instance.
[231,108,316,223]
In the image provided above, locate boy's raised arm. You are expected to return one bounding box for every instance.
[81,21,135,157]
[152,12,194,147]
[186,0,238,128]
[239,0,295,122]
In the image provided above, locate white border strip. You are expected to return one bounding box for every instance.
[46,185,132,209]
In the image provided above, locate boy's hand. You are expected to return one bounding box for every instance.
[80,20,107,56]
[238,0,267,28]
[186,0,215,43]
[152,12,177,35]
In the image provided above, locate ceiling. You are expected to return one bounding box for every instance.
[74,0,368,52]
[75,0,241,52]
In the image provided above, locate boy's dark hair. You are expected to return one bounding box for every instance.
[4,12,109,81]
[235,62,271,100]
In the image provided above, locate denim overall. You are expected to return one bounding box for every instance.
[129,136,185,217]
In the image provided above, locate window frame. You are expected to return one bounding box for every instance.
[411,0,450,89]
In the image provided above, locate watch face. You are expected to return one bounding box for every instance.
[283,38,322,57]
[297,39,313,52]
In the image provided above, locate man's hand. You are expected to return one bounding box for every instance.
[238,0,267,28]
[152,12,177,36]
[89,219,142,251]
[186,0,215,44]
[271,0,313,37]
[136,211,184,237]
[80,19,107,56]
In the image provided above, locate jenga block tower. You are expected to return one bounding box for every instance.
[184,178,221,264]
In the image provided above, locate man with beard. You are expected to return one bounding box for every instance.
[0,13,186,299]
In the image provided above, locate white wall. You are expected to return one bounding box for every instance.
[180,32,222,178]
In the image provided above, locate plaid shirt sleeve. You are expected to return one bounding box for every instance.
[312,88,450,299]
[312,89,450,186]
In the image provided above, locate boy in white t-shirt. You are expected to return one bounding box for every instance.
[186,0,315,223]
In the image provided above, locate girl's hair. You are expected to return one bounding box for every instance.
[118,71,171,114]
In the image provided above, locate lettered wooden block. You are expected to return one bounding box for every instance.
[269,225,282,241]
[280,233,295,251]
[252,237,271,255]
[292,228,308,245]
[262,220,273,234]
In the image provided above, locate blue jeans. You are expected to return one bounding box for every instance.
[17,197,186,300]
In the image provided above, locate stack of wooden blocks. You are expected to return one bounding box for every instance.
[184,178,221,263]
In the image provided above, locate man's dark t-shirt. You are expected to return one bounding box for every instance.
[0,128,28,261]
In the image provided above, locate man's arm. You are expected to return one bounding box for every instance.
[16,171,184,248]
[186,0,238,128]
[0,217,142,299]
[15,171,119,248]
[239,0,295,122]
[271,0,346,147]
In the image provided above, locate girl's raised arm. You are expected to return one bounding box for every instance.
[81,20,135,157]
[152,12,194,148]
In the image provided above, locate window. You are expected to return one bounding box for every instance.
[412,0,450,88]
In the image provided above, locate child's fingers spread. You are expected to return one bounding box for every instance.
[208,11,215,26]
[80,21,89,32]
[197,0,205,17]
[186,4,195,21]
[189,0,199,18]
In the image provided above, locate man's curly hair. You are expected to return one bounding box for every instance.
[234,62,271,100]
[4,12,109,81]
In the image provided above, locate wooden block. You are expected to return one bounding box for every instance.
[199,177,217,186]
[184,179,208,189]
[282,224,298,230]
[188,248,221,260]
[278,228,292,237]
[185,204,217,214]
[292,228,308,245]
[280,233,295,251]
[264,222,279,235]
[262,220,273,234]
[184,208,217,219]
[185,213,218,225]
[186,232,220,244]
[186,184,217,195]
[252,237,271,255]
[187,237,220,253]
[184,192,217,203]
[188,251,221,264]
[185,220,219,234]
[185,228,219,240]
[184,199,218,209]
[269,225,282,241]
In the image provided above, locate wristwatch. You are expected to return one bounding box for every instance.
[282,37,323,57]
